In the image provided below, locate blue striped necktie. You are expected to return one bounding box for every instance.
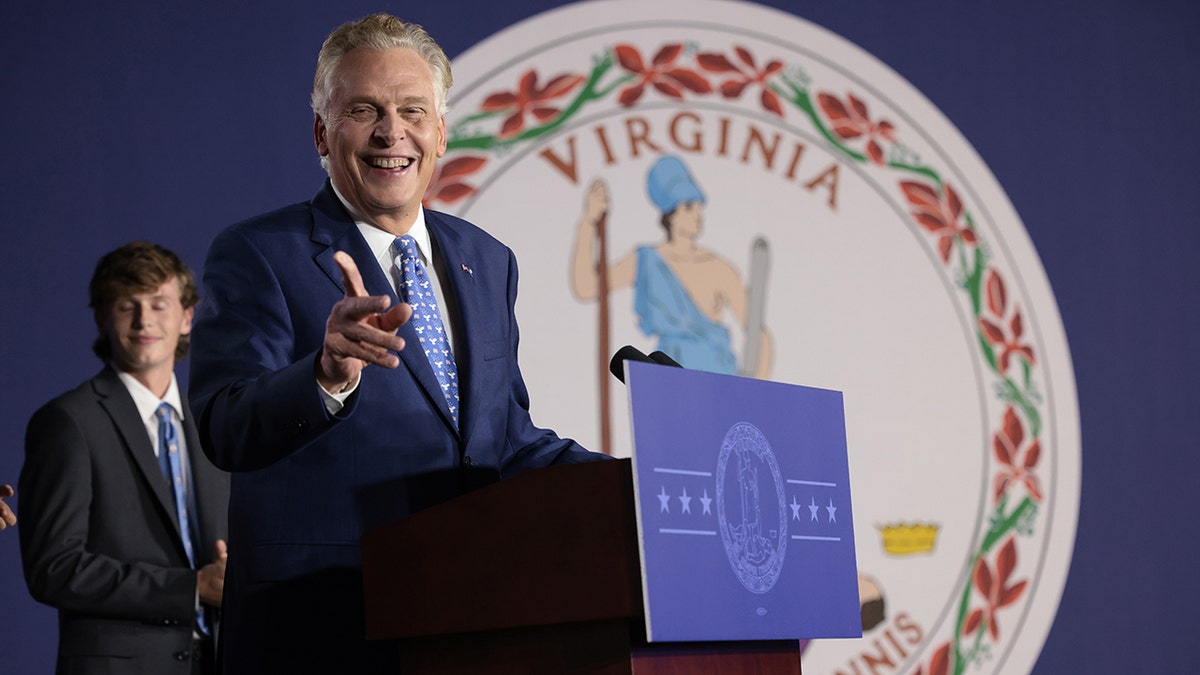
[155,402,208,634]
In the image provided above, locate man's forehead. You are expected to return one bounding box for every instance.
[332,47,435,95]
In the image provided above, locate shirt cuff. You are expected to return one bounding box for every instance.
[318,374,360,414]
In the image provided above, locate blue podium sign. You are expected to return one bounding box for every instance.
[626,361,862,642]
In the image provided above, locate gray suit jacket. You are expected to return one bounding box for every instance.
[20,367,229,675]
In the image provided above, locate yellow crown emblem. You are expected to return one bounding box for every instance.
[879,522,939,555]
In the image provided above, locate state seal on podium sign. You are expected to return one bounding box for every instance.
[715,422,788,595]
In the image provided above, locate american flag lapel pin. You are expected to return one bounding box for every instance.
[461,263,474,277]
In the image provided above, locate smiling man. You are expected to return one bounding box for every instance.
[20,241,229,675]
[188,14,606,673]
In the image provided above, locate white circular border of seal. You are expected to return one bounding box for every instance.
[441,1,1080,673]
[714,422,788,595]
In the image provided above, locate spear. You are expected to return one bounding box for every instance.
[596,209,612,455]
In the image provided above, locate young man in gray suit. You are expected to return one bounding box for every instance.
[20,241,230,675]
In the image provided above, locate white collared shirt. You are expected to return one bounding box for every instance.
[116,371,191,478]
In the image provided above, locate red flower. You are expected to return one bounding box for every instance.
[697,46,785,116]
[914,642,951,675]
[423,155,487,207]
[963,538,1029,640]
[480,70,586,138]
[990,406,1043,502]
[899,180,978,263]
[816,91,897,164]
[978,270,1036,374]
[613,43,712,106]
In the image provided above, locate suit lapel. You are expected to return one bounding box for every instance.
[92,370,185,545]
[308,183,461,436]
[310,183,396,302]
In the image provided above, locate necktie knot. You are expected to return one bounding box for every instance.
[393,235,424,281]
[156,403,177,445]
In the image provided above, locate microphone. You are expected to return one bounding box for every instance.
[648,350,682,368]
[609,345,655,384]
[609,346,683,384]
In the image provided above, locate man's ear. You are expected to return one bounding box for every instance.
[181,306,195,337]
[315,115,329,157]
[436,115,447,158]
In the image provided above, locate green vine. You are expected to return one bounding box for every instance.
[952,495,1037,674]
[448,53,629,152]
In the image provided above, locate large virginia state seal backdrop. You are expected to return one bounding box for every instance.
[437,2,1079,673]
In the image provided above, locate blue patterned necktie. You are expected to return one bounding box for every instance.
[393,235,460,428]
[156,402,208,635]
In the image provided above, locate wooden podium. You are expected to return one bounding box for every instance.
[361,458,803,674]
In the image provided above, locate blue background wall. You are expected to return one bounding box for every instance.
[2,1,1196,671]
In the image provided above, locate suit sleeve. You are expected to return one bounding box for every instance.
[497,247,611,476]
[19,402,197,622]
[189,226,346,472]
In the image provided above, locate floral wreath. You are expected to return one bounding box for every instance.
[430,41,1046,675]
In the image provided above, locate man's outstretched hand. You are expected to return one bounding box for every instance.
[316,251,412,393]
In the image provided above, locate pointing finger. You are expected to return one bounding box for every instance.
[334,251,369,298]
[377,302,413,334]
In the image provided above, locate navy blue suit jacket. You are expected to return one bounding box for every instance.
[189,181,604,672]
